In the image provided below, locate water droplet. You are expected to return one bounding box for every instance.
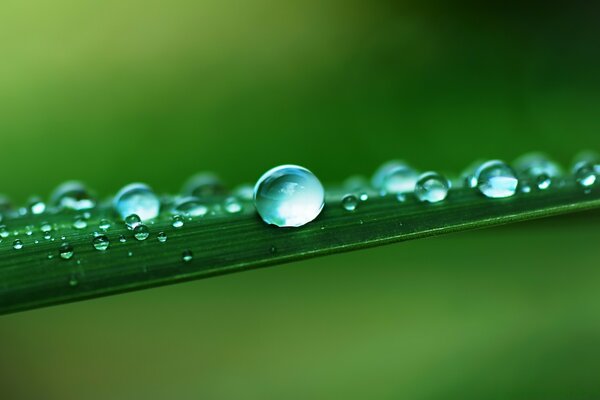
[341,194,359,211]
[29,198,46,215]
[59,243,74,260]
[414,172,450,203]
[254,165,325,227]
[125,214,142,230]
[0,226,8,238]
[234,185,254,201]
[514,153,561,191]
[119,235,127,243]
[40,223,52,233]
[157,232,167,243]
[73,218,87,230]
[536,174,552,190]
[51,181,96,210]
[359,192,369,202]
[47,252,54,260]
[172,197,208,218]
[13,239,23,250]
[575,162,597,189]
[172,215,184,228]
[224,197,242,213]
[114,183,161,221]
[92,235,110,251]
[396,193,406,202]
[182,173,226,198]
[127,251,133,257]
[475,160,519,198]
[372,161,419,194]
[182,250,193,262]
[99,219,111,231]
[521,185,532,194]
[133,224,150,241]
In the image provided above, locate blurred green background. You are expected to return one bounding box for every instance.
[1,1,600,398]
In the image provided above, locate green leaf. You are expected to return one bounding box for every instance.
[1,180,599,315]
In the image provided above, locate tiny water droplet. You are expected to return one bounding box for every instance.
[73,218,87,230]
[270,246,277,254]
[114,183,161,221]
[475,160,519,199]
[119,235,127,243]
[414,172,450,203]
[133,224,150,241]
[254,165,325,227]
[182,250,193,262]
[341,194,359,211]
[99,219,111,231]
[172,215,184,228]
[128,251,133,257]
[92,235,110,251]
[157,232,167,243]
[172,197,208,217]
[51,181,96,210]
[47,252,54,260]
[13,239,23,250]
[59,243,74,260]
[224,197,242,213]
[372,161,419,194]
[125,214,142,230]
[68,274,79,287]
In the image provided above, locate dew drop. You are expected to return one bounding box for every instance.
[372,161,419,194]
[114,183,161,221]
[125,214,142,230]
[172,197,208,218]
[536,174,552,191]
[396,193,406,202]
[59,243,74,260]
[172,215,184,228]
[99,219,111,231]
[183,173,226,198]
[182,250,193,262]
[73,218,87,230]
[341,194,359,211]
[92,235,110,251]
[51,181,96,210]
[68,274,79,287]
[0,226,8,238]
[29,198,46,215]
[234,185,254,201]
[359,192,369,202]
[13,239,23,250]
[575,162,597,189]
[133,224,150,241]
[157,232,167,243]
[119,235,127,243]
[475,160,519,199]
[40,223,52,233]
[254,165,325,227]
[414,172,450,203]
[224,197,242,213]
[128,251,133,257]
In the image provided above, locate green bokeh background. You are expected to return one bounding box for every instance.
[1,1,599,398]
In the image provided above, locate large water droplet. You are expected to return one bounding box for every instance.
[172,197,208,218]
[51,181,96,210]
[475,160,519,198]
[254,165,325,227]
[114,183,160,221]
[182,173,226,198]
[93,235,110,251]
[341,194,358,211]
[59,243,74,259]
[133,224,150,241]
[414,172,450,203]
[372,161,419,194]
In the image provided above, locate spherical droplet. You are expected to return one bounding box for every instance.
[133,224,150,241]
[575,162,597,189]
[125,214,142,230]
[157,232,167,243]
[372,161,419,194]
[254,165,325,227]
[92,235,110,251]
[99,219,111,231]
[29,198,46,215]
[182,250,193,262]
[341,194,358,211]
[224,197,242,214]
[50,181,96,210]
[73,218,87,230]
[119,235,127,243]
[114,183,161,221]
[172,215,184,228]
[172,197,208,218]
[59,243,74,260]
[414,172,450,203]
[536,174,552,190]
[13,239,23,250]
[475,160,519,199]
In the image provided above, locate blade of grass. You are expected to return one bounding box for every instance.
[1,180,599,315]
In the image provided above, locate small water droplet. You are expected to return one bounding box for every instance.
[234,184,254,201]
[396,193,406,202]
[40,223,52,233]
[575,162,597,189]
[125,214,142,230]
[128,251,133,257]
[536,174,552,190]
[13,239,23,250]
[372,161,419,194]
[73,218,87,230]
[133,224,150,241]
[414,172,450,203]
[182,173,226,198]
[92,235,110,251]
[254,165,325,227]
[224,197,242,213]
[68,274,79,287]
[47,252,54,260]
[119,235,127,243]
[172,197,208,218]
[521,185,532,194]
[0,226,9,238]
[157,232,167,243]
[51,181,96,210]
[99,219,111,231]
[270,246,277,254]
[59,243,74,260]
[172,215,184,228]
[182,250,193,262]
[475,160,519,198]
[29,198,46,215]
[359,192,369,202]
[341,194,359,211]
[114,183,161,221]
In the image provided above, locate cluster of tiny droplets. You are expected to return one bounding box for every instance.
[0,152,597,286]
